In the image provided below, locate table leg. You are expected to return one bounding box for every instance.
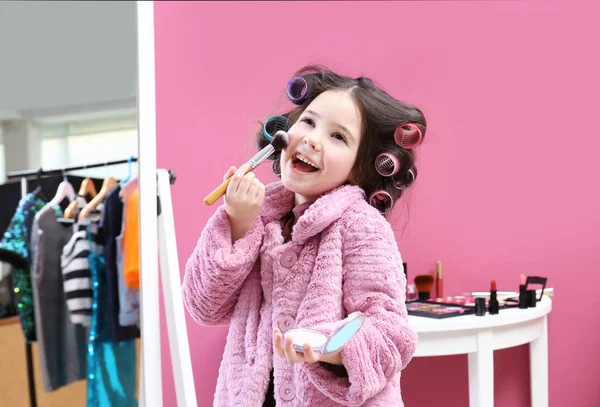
[468,331,494,407]
[530,316,549,407]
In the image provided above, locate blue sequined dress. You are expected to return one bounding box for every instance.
[86,223,138,407]
[0,192,46,341]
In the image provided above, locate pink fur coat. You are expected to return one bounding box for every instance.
[183,181,418,406]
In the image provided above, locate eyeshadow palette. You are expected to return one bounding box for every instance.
[406,301,474,319]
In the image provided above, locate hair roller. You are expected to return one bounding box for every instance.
[286,76,309,104]
[375,152,400,177]
[272,159,281,177]
[394,122,423,150]
[263,115,289,141]
[368,190,394,214]
[394,168,415,190]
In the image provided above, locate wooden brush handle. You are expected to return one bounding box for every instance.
[203,166,252,206]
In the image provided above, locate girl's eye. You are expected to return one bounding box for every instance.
[300,117,314,126]
[332,133,347,143]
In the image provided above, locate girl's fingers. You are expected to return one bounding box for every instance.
[255,181,266,201]
[302,343,320,363]
[229,163,252,194]
[283,334,303,363]
[237,171,256,196]
[273,329,285,358]
[248,177,262,199]
[223,166,236,181]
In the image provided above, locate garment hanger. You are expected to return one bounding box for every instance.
[120,156,139,192]
[48,169,76,207]
[78,177,98,198]
[119,155,134,186]
[63,199,79,219]
[32,168,48,200]
[63,166,99,218]
[78,176,118,220]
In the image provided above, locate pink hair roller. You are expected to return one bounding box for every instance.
[394,169,415,190]
[272,159,281,177]
[375,152,400,177]
[368,190,394,214]
[394,123,423,149]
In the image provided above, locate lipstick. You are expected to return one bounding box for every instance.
[518,273,528,309]
[435,261,443,298]
[489,280,499,315]
[475,297,486,316]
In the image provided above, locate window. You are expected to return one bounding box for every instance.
[40,137,67,172]
[40,114,138,181]
[66,129,137,179]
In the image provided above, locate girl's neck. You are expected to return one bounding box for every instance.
[294,181,356,207]
[294,193,317,207]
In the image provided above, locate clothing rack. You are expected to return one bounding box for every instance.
[6,157,139,407]
[6,157,138,180]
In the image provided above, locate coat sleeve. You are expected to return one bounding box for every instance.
[182,205,264,326]
[301,213,418,406]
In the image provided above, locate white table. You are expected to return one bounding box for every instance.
[409,297,552,407]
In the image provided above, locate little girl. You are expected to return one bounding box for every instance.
[183,65,426,407]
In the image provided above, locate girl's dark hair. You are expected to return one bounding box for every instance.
[257,64,427,215]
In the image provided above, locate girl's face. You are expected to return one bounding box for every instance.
[280,90,363,205]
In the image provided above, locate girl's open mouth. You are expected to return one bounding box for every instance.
[292,153,320,173]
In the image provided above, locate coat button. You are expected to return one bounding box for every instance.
[278,316,295,332]
[280,251,298,268]
[279,381,296,401]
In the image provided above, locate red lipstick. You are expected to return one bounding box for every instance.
[435,261,443,298]
[489,280,499,315]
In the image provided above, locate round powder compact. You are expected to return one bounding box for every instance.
[282,312,367,355]
[283,328,328,353]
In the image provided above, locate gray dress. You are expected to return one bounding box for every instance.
[30,204,88,392]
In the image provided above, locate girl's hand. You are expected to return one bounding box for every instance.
[273,328,343,365]
[224,164,265,243]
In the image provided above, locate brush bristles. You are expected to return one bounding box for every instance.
[414,274,434,292]
[271,130,289,151]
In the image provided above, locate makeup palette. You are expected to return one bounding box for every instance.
[406,301,473,319]
[430,295,518,309]
[407,294,520,319]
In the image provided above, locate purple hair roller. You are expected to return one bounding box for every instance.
[286,76,309,104]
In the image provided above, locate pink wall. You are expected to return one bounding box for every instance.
[154,1,599,406]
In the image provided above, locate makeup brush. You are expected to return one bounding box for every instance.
[414,274,434,301]
[204,131,289,206]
